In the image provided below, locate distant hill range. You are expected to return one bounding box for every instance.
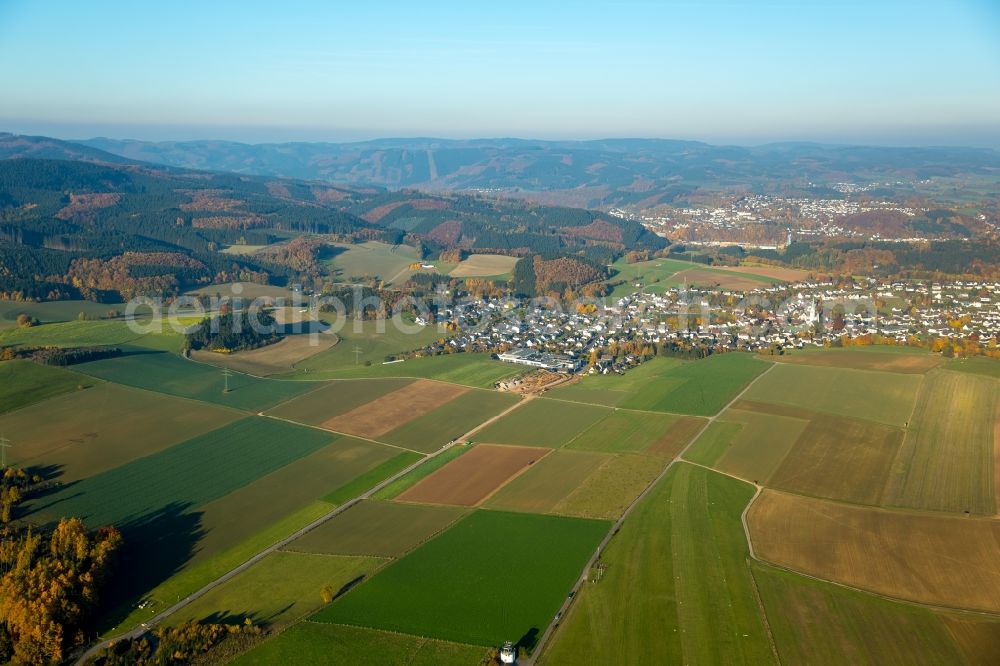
[0,134,663,301]
[62,135,1000,209]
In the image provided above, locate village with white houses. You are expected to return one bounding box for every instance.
[402,277,1000,377]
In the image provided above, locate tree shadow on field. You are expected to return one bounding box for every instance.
[95,502,206,633]
[516,627,540,653]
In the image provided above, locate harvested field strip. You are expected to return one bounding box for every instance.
[448,253,519,277]
[769,414,904,505]
[397,444,550,506]
[169,551,385,629]
[286,500,467,557]
[320,379,467,439]
[380,389,519,452]
[564,409,682,454]
[77,350,314,411]
[884,370,998,515]
[0,359,94,414]
[646,415,707,457]
[485,450,611,514]
[773,349,943,374]
[747,490,1000,613]
[231,623,487,665]
[553,453,668,520]
[265,378,412,425]
[473,398,611,448]
[752,562,973,665]
[371,444,471,500]
[191,437,402,563]
[29,417,335,527]
[743,363,918,427]
[313,509,610,649]
[712,408,807,483]
[3,381,242,483]
[320,451,423,505]
[668,268,770,291]
[542,463,774,664]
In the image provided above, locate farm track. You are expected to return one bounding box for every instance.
[72,394,530,664]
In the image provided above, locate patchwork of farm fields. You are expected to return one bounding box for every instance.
[5,342,1000,664]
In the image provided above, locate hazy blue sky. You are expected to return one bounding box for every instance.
[1,0,998,145]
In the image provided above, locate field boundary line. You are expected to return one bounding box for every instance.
[529,361,777,664]
[541,394,695,419]
[261,414,427,455]
[72,438,463,664]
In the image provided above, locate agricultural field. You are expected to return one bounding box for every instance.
[683,407,807,483]
[265,378,412,425]
[485,449,611,514]
[717,264,811,281]
[542,463,775,665]
[743,362,919,426]
[319,451,422,505]
[371,444,472,500]
[168,551,385,628]
[552,453,668,520]
[312,509,609,649]
[290,319,444,375]
[397,444,549,506]
[190,333,338,376]
[447,253,519,277]
[76,349,315,411]
[747,490,1000,613]
[302,351,524,387]
[666,267,773,291]
[325,241,422,284]
[321,379,467,440]
[768,413,904,505]
[616,353,771,416]
[883,369,999,514]
[547,356,687,407]
[233,623,486,666]
[562,408,686,455]
[0,359,93,413]
[605,256,783,298]
[752,563,988,665]
[0,319,170,348]
[474,397,610,447]
[379,389,519,452]
[0,299,125,328]
[185,282,297,300]
[287,500,466,557]
[27,417,336,528]
[190,438,407,562]
[770,347,943,374]
[3,381,241,483]
[949,355,1000,379]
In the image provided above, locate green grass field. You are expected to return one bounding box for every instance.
[0,300,126,328]
[752,563,974,665]
[485,450,611,514]
[0,359,94,414]
[547,357,687,406]
[190,437,405,562]
[884,370,998,514]
[3,381,242,482]
[541,463,774,665]
[325,241,421,284]
[563,409,683,454]
[381,390,519,451]
[684,408,807,483]
[474,398,610,447]
[0,319,180,349]
[320,451,423,505]
[287,500,466,557]
[292,341,521,388]
[169,551,385,628]
[291,319,443,375]
[620,354,771,416]
[371,444,471,500]
[312,509,609,649]
[29,417,335,527]
[552,453,667,520]
[265,378,412,424]
[232,622,486,666]
[744,362,919,427]
[948,355,1000,379]
[77,350,315,411]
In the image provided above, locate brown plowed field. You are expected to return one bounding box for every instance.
[748,490,1000,613]
[396,444,550,506]
[321,380,467,439]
